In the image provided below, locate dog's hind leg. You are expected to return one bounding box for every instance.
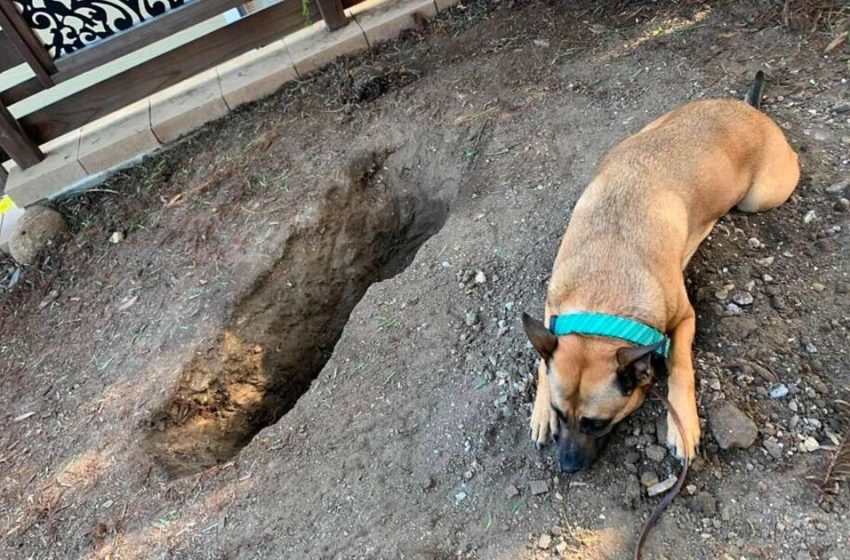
[665,303,701,461]
[736,127,800,213]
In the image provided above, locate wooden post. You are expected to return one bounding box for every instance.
[315,0,348,31]
[0,0,56,87]
[0,101,43,169]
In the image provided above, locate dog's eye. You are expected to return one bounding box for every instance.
[579,417,611,434]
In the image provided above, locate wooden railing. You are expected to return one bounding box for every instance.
[0,0,359,177]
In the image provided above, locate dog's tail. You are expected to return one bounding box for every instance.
[745,70,766,110]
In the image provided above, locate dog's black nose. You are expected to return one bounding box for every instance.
[558,457,584,473]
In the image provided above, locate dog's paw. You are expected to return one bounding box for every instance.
[530,400,558,448]
[665,391,701,462]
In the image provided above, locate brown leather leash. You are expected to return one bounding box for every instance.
[633,386,691,560]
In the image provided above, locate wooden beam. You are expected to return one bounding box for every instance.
[0,0,56,87]
[316,0,348,31]
[0,100,43,168]
[1,0,245,105]
[0,31,25,74]
[20,0,313,144]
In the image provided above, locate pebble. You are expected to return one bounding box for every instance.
[645,444,667,462]
[109,231,125,244]
[464,310,478,327]
[825,179,848,193]
[726,302,742,314]
[714,289,729,301]
[803,210,817,224]
[755,256,774,266]
[732,291,753,306]
[801,437,820,452]
[763,440,783,459]
[835,198,850,213]
[747,237,763,249]
[640,471,659,487]
[529,480,549,496]
[812,282,826,292]
[474,270,487,284]
[455,491,467,503]
[804,342,818,354]
[769,383,789,399]
[537,534,553,550]
[647,476,678,497]
[709,402,758,449]
[688,492,718,516]
[505,485,519,498]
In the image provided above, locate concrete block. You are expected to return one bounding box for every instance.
[350,0,437,46]
[150,69,230,144]
[5,130,86,208]
[217,40,298,110]
[284,19,368,76]
[78,99,160,174]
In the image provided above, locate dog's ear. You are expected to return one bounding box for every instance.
[616,341,663,394]
[521,312,557,360]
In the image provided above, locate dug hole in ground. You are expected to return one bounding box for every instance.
[0,0,848,558]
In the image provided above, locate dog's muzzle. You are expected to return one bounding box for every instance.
[556,428,610,473]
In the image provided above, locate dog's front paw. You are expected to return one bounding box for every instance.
[530,400,558,448]
[665,388,701,462]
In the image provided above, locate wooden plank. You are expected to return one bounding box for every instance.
[20,0,311,144]
[316,0,348,31]
[0,0,55,87]
[1,0,244,105]
[0,100,43,168]
[0,31,25,74]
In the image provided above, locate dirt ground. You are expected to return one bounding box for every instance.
[1,0,849,558]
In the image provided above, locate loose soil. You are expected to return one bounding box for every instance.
[1,0,848,559]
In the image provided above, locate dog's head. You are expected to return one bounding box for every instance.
[522,313,665,472]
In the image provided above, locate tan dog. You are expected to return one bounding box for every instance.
[522,75,799,472]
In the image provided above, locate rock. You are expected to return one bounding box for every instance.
[709,402,758,449]
[812,282,826,292]
[763,440,783,459]
[474,270,486,284]
[825,179,848,194]
[801,437,820,452]
[645,444,667,462]
[454,491,467,503]
[109,231,125,244]
[538,534,553,550]
[714,289,729,301]
[647,476,678,497]
[464,310,478,327]
[422,476,435,490]
[803,210,817,224]
[8,205,68,265]
[755,256,775,266]
[688,492,718,516]
[655,415,667,445]
[769,384,789,399]
[720,316,758,339]
[505,484,519,498]
[834,198,850,213]
[747,237,762,249]
[640,471,659,487]
[624,451,640,464]
[725,302,742,314]
[732,291,753,306]
[804,342,818,354]
[529,480,549,496]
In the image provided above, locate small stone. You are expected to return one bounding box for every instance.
[533,39,550,48]
[455,491,467,503]
[747,237,762,249]
[640,471,659,487]
[714,289,729,301]
[804,342,818,354]
[762,440,782,459]
[835,198,850,213]
[538,534,553,550]
[465,310,478,327]
[645,444,667,462]
[685,484,697,495]
[812,283,826,292]
[769,384,789,399]
[732,291,753,306]
[755,256,774,266]
[763,274,774,282]
[109,231,125,244]
[803,210,817,224]
[801,437,820,452]
[825,180,848,194]
[8,205,69,265]
[422,476,435,490]
[709,402,758,449]
[555,542,568,555]
[624,451,640,464]
[474,270,486,284]
[688,492,718,516]
[647,476,678,497]
[529,480,549,496]
[726,302,742,314]
[505,484,519,498]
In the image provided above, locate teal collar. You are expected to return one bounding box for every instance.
[548,312,671,358]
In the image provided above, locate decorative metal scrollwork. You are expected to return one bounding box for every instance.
[12,1,187,59]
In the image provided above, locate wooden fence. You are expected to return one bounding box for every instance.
[0,0,361,183]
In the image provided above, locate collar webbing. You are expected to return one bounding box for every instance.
[548,312,671,358]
